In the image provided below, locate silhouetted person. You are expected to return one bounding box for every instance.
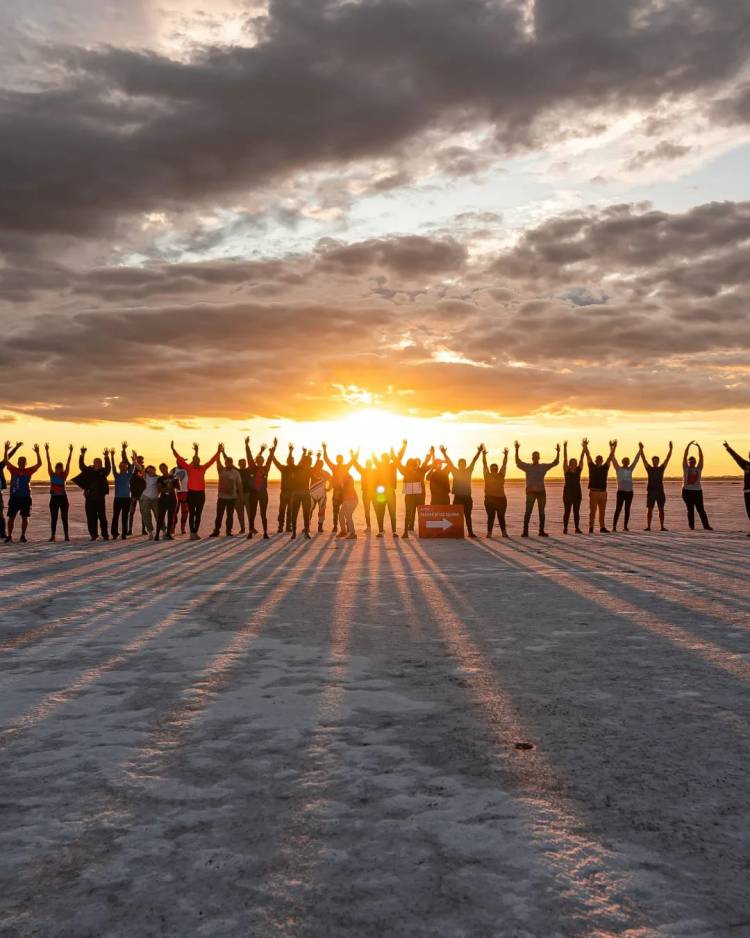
[75,447,112,541]
[396,444,434,539]
[290,450,314,539]
[323,443,356,534]
[4,444,42,543]
[237,452,253,535]
[127,452,146,535]
[45,442,73,542]
[0,441,22,541]
[482,446,508,537]
[372,443,405,537]
[426,457,451,504]
[515,441,560,537]
[611,443,642,532]
[640,440,672,531]
[111,444,136,540]
[351,455,376,530]
[338,461,359,539]
[309,453,331,533]
[723,440,750,534]
[211,445,242,537]
[583,438,615,533]
[272,444,296,533]
[245,437,276,539]
[681,441,712,531]
[171,441,221,540]
[155,463,179,541]
[441,443,482,538]
[562,441,584,534]
[140,462,160,538]
[172,462,189,535]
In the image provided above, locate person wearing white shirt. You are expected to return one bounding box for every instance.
[611,442,641,532]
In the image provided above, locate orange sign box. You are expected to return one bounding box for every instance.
[417,504,465,539]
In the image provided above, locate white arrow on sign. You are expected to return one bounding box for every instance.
[426,518,453,530]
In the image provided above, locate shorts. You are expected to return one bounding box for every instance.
[8,495,32,519]
[646,490,666,510]
[177,491,188,503]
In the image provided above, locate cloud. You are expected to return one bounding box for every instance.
[0,200,749,422]
[1,0,749,240]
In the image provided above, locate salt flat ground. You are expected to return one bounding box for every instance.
[1,482,749,937]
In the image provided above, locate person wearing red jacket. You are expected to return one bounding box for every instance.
[170,441,221,540]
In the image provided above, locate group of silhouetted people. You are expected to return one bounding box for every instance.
[0,436,748,544]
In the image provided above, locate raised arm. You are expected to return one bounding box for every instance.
[440,445,457,474]
[265,438,278,469]
[29,444,42,474]
[202,446,221,471]
[548,444,561,470]
[723,441,749,470]
[606,439,616,467]
[245,436,254,465]
[563,441,568,467]
[630,447,641,472]
[396,440,407,464]
[420,446,435,470]
[482,449,489,475]
[500,448,508,475]
[582,438,592,468]
[696,442,704,472]
[662,441,673,471]
[682,441,691,470]
[321,443,336,472]
[468,444,483,472]
[514,441,527,471]
[79,447,88,472]
[44,443,53,477]
[103,450,112,475]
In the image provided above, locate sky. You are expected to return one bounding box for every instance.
[1,0,749,476]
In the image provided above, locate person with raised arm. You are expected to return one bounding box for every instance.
[75,446,112,542]
[210,444,243,537]
[681,441,712,531]
[45,442,73,542]
[0,441,23,541]
[515,440,560,538]
[338,452,361,539]
[583,439,615,534]
[4,443,43,543]
[111,443,136,540]
[640,440,672,531]
[482,446,508,538]
[372,443,405,537]
[426,455,451,505]
[441,443,483,538]
[172,458,189,536]
[351,455,376,531]
[170,440,221,540]
[322,443,356,534]
[155,463,179,541]
[611,441,642,533]
[396,443,434,539]
[723,440,750,534]
[290,449,314,540]
[245,436,277,540]
[562,440,584,535]
[272,443,296,533]
[127,451,146,536]
[309,452,331,534]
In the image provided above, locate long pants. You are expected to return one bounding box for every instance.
[173,497,189,533]
[745,492,750,522]
[612,490,633,529]
[453,494,474,535]
[278,491,292,531]
[111,496,131,538]
[291,492,311,535]
[214,497,236,534]
[156,494,177,537]
[50,494,70,538]
[404,494,421,534]
[140,495,158,534]
[589,490,607,529]
[332,492,343,531]
[374,491,397,533]
[188,490,206,535]
[339,495,358,536]
[682,489,710,529]
[563,493,581,531]
[311,493,326,529]
[524,492,546,533]
[237,492,252,532]
[0,495,5,539]
[249,489,269,534]
[85,496,108,539]
[362,492,372,528]
[128,494,144,535]
[485,495,507,534]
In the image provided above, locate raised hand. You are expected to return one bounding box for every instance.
[122,441,127,449]
[555,443,561,452]
[81,446,87,454]
[44,442,49,450]
[503,447,509,456]
[244,435,250,445]
[514,440,520,448]
[68,444,73,453]
[273,437,278,447]
[582,437,589,446]
[259,444,267,453]
[33,443,40,453]
[440,444,447,453]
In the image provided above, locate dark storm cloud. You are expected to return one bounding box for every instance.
[1,0,749,236]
